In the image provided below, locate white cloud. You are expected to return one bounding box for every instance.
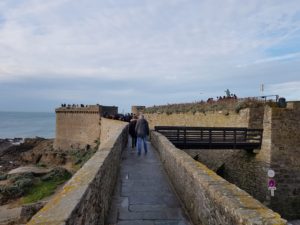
[0,0,299,110]
[236,52,300,68]
[267,81,300,100]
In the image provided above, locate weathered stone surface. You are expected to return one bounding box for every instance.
[151,131,287,225]
[106,140,192,225]
[145,108,259,130]
[54,106,102,150]
[8,166,50,175]
[20,201,46,223]
[27,120,128,225]
[100,118,129,146]
[266,103,300,219]
[146,102,300,220]
[0,204,22,225]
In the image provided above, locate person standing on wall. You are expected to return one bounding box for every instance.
[135,114,149,155]
[129,115,138,149]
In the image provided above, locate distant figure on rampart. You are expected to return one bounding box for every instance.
[225,89,231,97]
[129,115,138,149]
[135,114,149,155]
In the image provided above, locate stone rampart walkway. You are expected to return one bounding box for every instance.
[106,138,192,225]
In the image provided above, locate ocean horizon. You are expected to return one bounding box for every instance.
[0,111,55,139]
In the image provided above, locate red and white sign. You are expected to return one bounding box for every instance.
[268,179,276,196]
[268,179,276,188]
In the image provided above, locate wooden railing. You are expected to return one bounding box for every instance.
[154,126,263,150]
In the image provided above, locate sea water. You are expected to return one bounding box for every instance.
[0,111,55,138]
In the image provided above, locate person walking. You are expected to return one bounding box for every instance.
[129,115,138,149]
[135,114,149,155]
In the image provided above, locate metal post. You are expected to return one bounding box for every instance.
[209,129,212,148]
[234,129,237,149]
[184,127,186,149]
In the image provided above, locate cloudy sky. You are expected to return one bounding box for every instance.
[0,0,300,112]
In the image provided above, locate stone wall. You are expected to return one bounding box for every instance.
[151,131,287,225]
[131,105,145,115]
[145,108,270,204]
[28,120,128,225]
[147,103,300,219]
[54,107,101,150]
[100,118,128,146]
[189,104,300,219]
[267,102,300,219]
[145,107,264,129]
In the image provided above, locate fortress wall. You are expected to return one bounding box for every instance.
[151,131,287,225]
[131,105,145,115]
[193,106,270,204]
[28,121,128,225]
[212,106,271,204]
[100,118,128,146]
[267,102,300,219]
[148,104,300,219]
[145,107,275,214]
[145,107,263,129]
[54,107,101,150]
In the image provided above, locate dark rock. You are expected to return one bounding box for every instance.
[19,201,46,223]
[15,178,33,189]
[0,185,23,205]
[0,174,7,181]
[41,167,71,181]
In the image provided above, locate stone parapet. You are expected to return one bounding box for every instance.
[151,131,287,225]
[131,105,146,115]
[28,121,128,225]
[100,118,128,146]
[56,106,101,114]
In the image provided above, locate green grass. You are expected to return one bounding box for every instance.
[144,98,266,114]
[21,175,70,204]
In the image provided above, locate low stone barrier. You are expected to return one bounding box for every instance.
[27,122,128,225]
[151,131,287,225]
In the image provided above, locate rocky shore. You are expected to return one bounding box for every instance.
[0,137,97,224]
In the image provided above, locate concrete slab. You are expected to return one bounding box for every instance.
[8,166,50,175]
[0,204,22,225]
[106,138,192,225]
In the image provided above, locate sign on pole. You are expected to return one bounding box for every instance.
[268,179,276,196]
[268,169,275,178]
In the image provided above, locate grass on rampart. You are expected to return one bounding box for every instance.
[144,98,269,115]
[21,145,97,204]
[21,172,71,204]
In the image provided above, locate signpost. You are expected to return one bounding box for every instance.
[267,169,276,197]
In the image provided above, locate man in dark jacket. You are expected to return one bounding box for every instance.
[135,114,149,155]
[129,115,138,148]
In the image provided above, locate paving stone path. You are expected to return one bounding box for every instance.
[106,139,193,225]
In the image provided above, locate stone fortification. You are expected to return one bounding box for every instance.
[54,105,118,150]
[28,120,128,225]
[146,102,300,219]
[100,118,128,145]
[266,102,300,219]
[186,103,300,219]
[131,105,145,115]
[151,131,287,225]
[145,107,264,129]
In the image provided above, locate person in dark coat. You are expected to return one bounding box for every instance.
[129,115,138,148]
[135,114,149,155]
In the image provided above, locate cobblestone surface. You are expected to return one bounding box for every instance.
[106,138,192,225]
